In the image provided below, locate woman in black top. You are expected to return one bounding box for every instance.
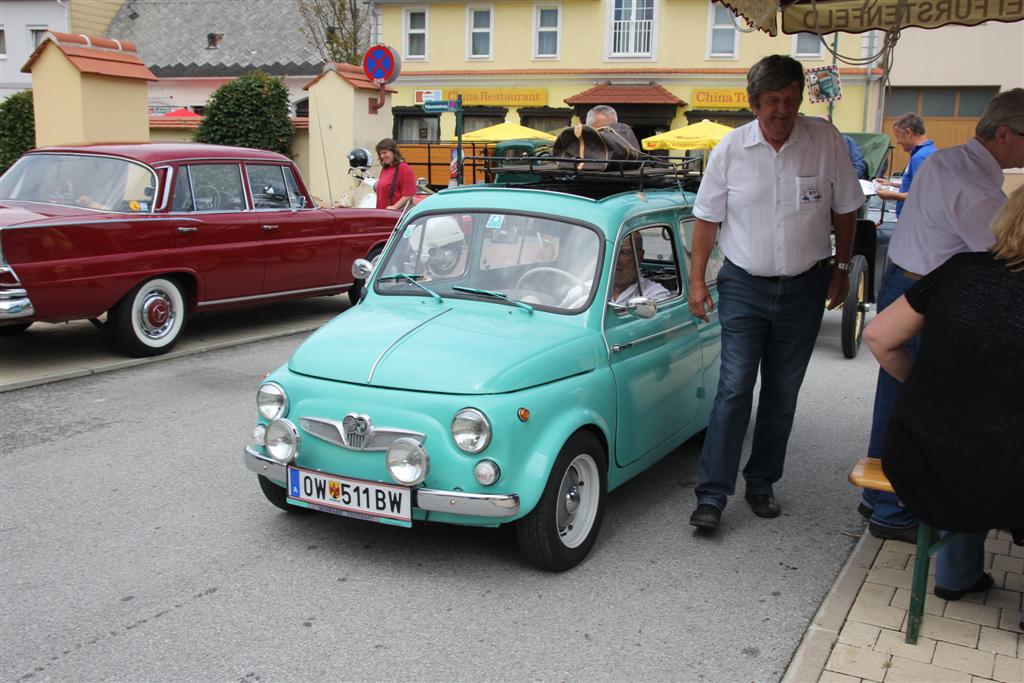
[864,186,1023,621]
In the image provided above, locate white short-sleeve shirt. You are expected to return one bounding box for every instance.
[693,116,865,277]
[888,138,1005,275]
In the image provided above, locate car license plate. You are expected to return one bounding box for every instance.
[287,466,412,527]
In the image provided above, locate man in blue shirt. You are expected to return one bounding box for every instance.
[874,113,937,216]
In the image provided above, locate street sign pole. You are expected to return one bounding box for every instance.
[456,94,464,185]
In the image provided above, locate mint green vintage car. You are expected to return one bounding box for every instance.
[244,176,722,570]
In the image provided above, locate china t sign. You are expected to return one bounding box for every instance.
[361,45,401,84]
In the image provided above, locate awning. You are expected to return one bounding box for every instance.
[641,119,734,151]
[718,0,1024,36]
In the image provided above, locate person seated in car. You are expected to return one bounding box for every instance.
[610,233,670,304]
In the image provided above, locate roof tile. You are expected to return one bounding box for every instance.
[564,82,685,105]
[22,31,157,81]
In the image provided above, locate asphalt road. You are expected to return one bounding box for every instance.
[0,310,877,682]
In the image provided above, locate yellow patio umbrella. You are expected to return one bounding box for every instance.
[461,122,557,142]
[641,119,734,151]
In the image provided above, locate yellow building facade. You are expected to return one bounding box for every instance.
[377,0,882,141]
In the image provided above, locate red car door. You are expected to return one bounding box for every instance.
[169,162,265,304]
[245,163,339,294]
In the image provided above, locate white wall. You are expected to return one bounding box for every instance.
[146,75,317,114]
[888,21,1024,90]
[0,0,69,100]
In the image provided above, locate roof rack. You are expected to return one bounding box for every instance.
[461,154,703,198]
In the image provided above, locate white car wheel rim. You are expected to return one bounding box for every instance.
[132,279,183,346]
[556,453,600,549]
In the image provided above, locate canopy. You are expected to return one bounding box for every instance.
[641,119,734,151]
[163,107,201,118]
[719,0,1024,36]
[461,122,557,143]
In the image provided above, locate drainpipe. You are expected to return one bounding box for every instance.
[862,30,876,132]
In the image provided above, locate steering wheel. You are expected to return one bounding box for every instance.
[194,184,221,210]
[514,266,583,304]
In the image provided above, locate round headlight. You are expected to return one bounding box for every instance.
[474,459,500,486]
[250,423,267,447]
[386,437,429,485]
[257,382,288,421]
[451,408,491,453]
[265,419,299,463]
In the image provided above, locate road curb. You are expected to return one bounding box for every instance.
[0,323,322,393]
[781,528,883,683]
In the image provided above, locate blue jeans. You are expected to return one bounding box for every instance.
[935,531,987,591]
[695,259,830,510]
[862,262,920,530]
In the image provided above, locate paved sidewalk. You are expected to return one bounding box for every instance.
[786,529,1023,683]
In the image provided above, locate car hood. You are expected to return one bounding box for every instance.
[288,299,599,394]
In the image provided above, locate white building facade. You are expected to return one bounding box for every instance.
[0,0,69,99]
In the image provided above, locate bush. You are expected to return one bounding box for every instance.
[194,71,294,156]
[0,90,36,175]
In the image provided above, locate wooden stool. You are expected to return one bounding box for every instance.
[848,457,956,644]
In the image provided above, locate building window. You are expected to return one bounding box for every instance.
[884,86,998,118]
[610,0,654,57]
[467,7,492,59]
[0,28,6,57]
[405,9,428,59]
[534,4,560,59]
[29,27,49,49]
[707,2,737,58]
[793,32,822,57]
[396,114,439,142]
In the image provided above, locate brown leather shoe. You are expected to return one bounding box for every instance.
[868,521,918,544]
[689,503,721,531]
[745,494,781,518]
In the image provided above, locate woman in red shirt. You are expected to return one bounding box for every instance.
[375,138,416,211]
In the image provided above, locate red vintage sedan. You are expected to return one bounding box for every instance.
[0,143,398,356]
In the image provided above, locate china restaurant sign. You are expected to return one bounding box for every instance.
[690,88,749,109]
[782,0,1024,33]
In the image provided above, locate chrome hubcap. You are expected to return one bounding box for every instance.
[139,291,174,339]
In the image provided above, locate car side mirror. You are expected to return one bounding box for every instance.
[352,258,374,280]
[607,296,657,319]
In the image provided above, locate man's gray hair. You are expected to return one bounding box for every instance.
[976,88,1024,140]
[585,105,618,125]
[894,113,925,136]
[747,55,805,107]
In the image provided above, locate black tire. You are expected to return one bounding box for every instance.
[348,245,384,306]
[108,276,187,357]
[841,255,869,359]
[516,431,607,571]
[0,322,32,334]
[257,475,311,513]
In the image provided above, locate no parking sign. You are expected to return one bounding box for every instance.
[361,45,402,84]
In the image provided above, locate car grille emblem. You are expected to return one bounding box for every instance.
[342,413,372,449]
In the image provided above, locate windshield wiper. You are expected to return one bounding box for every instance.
[452,286,534,313]
[377,272,442,302]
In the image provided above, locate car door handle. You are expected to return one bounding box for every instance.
[262,224,279,232]
[176,226,199,234]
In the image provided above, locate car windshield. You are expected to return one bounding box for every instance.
[0,153,158,213]
[375,212,602,313]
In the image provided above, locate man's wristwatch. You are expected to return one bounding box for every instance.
[834,261,852,272]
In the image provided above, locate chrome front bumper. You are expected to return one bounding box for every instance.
[0,288,35,319]
[243,446,520,518]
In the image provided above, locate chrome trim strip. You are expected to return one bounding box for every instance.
[243,445,287,485]
[0,216,203,230]
[610,320,695,352]
[0,296,35,319]
[368,307,452,384]
[415,489,520,518]
[298,416,424,452]
[197,284,346,307]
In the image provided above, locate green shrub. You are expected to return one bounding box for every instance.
[194,71,294,156]
[0,90,36,175]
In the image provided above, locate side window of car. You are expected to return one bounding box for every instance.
[171,167,194,212]
[281,167,304,208]
[187,164,246,211]
[609,226,681,307]
[679,219,724,287]
[247,164,293,210]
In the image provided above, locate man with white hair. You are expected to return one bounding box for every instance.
[585,105,640,150]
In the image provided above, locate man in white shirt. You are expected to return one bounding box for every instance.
[687,55,864,532]
[862,87,1024,544]
[610,233,670,304]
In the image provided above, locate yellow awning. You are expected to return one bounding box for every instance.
[460,122,557,142]
[641,119,734,151]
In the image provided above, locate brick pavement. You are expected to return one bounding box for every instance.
[811,530,1023,683]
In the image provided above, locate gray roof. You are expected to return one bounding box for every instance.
[105,0,322,78]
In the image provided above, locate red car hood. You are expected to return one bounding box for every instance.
[0,201,100,227]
